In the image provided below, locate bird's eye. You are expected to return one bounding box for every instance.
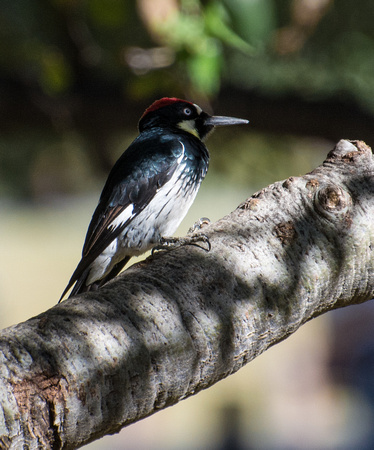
[183,107,192,116]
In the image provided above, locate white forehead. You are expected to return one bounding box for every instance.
[193,103,203,115]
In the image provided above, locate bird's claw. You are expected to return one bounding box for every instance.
[151,234,211,255]
[187,234,211,252]
[188,217,211,234]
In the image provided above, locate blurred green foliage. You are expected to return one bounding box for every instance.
[1,0,374,199]
[1,0,374,103]
[3,0,373,102]
[228,0,374,113]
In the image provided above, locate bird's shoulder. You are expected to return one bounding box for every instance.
[101,130,187,203]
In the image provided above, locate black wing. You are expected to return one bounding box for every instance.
[59,132,184,300]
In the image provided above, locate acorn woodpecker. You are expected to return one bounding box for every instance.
[59,98,248,300]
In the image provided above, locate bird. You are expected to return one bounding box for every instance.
[59,97,248,301]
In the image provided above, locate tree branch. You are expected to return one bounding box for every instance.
[1,139,373,449]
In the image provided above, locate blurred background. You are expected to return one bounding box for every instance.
[1,0,374,448]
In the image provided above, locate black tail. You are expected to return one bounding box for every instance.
[58,256,131,302]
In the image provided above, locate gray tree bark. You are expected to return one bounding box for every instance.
[0,139,373,449]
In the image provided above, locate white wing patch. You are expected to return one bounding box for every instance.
[109,204,134,230]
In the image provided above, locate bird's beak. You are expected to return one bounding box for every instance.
[204,115,249,126]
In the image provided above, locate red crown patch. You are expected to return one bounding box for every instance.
[141,97,193,118]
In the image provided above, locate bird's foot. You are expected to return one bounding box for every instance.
[152,234,211,255]
[188,217,211,234]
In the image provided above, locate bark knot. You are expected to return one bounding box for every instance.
[238,197,260,211]
[314,184,352,222]
[282,177,295,189]
[274,221,297,245]
[325,139,371,163]
[306,179,319,192]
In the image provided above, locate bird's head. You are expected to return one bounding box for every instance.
[138,97,248,141]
